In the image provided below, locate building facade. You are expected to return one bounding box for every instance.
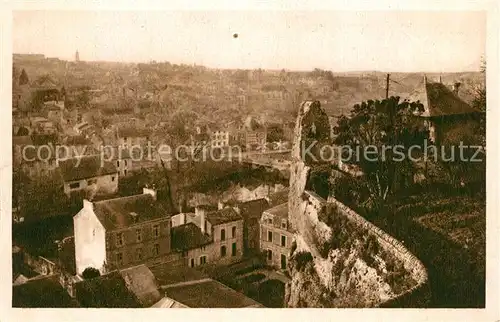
[259,202,294,270]
[73,188,173,275]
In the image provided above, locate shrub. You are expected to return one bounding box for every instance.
[293,251,313,272]
[82,267,101,279]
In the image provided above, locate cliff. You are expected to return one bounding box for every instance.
[284,101,429,308]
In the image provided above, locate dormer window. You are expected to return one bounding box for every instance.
[281,220,287,229]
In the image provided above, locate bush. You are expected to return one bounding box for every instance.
[293,251,313,272]
[82,267,101,279]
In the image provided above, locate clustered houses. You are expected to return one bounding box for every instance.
[116,127,150,149]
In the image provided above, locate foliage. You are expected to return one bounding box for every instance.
[333,96,428,212]
[292,251,313,271]
[82,267,101,279]
[19,68,29,86]
[267,124,286,142]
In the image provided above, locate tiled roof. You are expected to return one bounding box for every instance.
[119,265,162,307]
[149,263,209,286]
[264,202,288,220]
[165,279,264,308]
[92,194,172,230]
[237,198,269,220]
[206,207,243,226]
[58,155,117,182]
[171,223,212,251]
[74,271,142,308]
[404,78,480,117]
[13,275,79,308]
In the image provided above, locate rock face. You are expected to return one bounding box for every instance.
[285,101,430,308]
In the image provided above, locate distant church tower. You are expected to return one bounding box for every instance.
[75,50,80,62]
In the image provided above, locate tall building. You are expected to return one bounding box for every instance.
[75,50,80,62]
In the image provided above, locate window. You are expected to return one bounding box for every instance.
[116,160,120,167]
[117,252,123,265]
[124,169,128,176]
[268,231,273,242]
[136,229,142,242]
[182,251,188,257]
[111,176,115,182]
[281,220,287,229]
[220,245,227,257]
[153,243,160,256]
[92,229,96,237]
[136,248,142,260]
[232,226,236,238]
[87,179,96,185]
[200,256,207,265]
[116,233,123,247]
[124,160,128,167]
[220,229,226,241]
[267,218,272,224]
[281,254,287,270]
[232,243,237,256]
[190,258,195,268]
[153,225,159,238]
[69,182,80,189]
[267,249,273,260]
[281,235,286,247]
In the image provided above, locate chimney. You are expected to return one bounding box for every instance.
[83,199,93,211]
[452,82,461,95]
[143,187,157,200]
[179,213,186,225]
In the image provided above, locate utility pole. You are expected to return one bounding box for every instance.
[385,73,390,99]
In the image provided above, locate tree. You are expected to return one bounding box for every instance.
[333,96,428,212]
[19,68,29,86]
[82,267,101,279]
[471,58,486,148]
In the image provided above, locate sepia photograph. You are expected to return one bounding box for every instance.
[4,5,496,317]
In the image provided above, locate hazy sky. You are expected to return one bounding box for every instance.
[13,10,486,72]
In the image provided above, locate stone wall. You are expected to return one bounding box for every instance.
[285,100,429,308]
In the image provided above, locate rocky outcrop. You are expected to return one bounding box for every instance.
[285,101,429,308]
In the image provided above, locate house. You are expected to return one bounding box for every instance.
[58,155,118,197]
[102,146,158,176]
[73,188,173,275]
[234,198,270,255]
[406,76,483,144]
[260,202,294,271]
[171,205,244,268]
[74,264,162,308]
[16,142,58,178]
[116,127,150,149]
[63,135,95,157]
[149,265,264,308]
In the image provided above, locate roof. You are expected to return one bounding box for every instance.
[267,188,289,207]
[75,271,142,308]
[119,265,162,307]
[117,127,150,138]
[171,222,212,251]
[58,155,117,182]
[206,207,243,226]
[92,194,172,230]
[31,133,58,145]
[13,275,79,308]
[264,202,288,220]
[405,78,480,117]
[237,198,269,220]
[165,279,264,308]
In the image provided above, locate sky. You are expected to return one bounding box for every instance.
[13,10,486,72]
